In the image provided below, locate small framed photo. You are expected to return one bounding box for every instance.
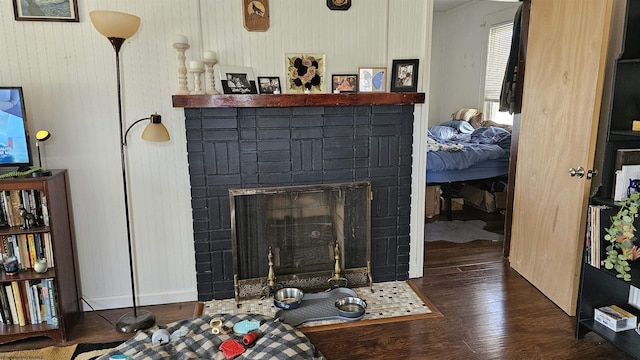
[257,77,282,94]
[358,67,386,92]
[13,0,79,22]
[331,74,358,93]
[391,59,419,92]
[219,66,258,94]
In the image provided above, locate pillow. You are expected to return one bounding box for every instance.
[451,108,481,122]
[439,120,475,134]
[428,125,458,141]
[0,90,10,102]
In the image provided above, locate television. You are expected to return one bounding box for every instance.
[0,87,32,171]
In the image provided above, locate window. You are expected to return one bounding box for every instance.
[483,22,514,125]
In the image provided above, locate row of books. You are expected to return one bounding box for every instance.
[0,189,49,229]
[0,279,57,327]
[1,233,55,271]
[585,204,616,268]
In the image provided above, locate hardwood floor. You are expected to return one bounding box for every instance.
[0,205,632,359]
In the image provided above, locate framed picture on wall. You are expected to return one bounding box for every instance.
[285,53,326,94]
[358,67,386,92]
[13,0,79,22]
[331,74,358,93]
[390,59,419,92]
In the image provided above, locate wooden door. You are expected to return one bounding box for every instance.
[509,0,613,316]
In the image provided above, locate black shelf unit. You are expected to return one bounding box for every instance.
[577,1,640,358]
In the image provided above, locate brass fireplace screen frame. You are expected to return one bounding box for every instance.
[229,182,372,301]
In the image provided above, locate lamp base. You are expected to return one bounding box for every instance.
[115,309,156,333]
[31,169,52,177]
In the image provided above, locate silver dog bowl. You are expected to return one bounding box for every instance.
[274,287,304,310]
[335,296,367,318]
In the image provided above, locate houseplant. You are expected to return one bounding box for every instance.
[604,192,640,281]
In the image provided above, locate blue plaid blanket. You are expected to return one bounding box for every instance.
[97,313,325,359]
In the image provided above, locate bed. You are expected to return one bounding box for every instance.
[426,119,512,219]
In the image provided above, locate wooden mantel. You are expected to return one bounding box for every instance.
[172,92,425,108]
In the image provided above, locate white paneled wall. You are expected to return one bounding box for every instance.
[0,0,431,310]
[429,1,520,126]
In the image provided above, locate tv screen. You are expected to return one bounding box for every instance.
[0,87,32,170]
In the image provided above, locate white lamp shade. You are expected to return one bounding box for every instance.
[89,10,141,39]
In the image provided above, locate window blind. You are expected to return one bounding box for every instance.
[484,22,514,102]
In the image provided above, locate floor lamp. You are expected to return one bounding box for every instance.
[90,10,170,333]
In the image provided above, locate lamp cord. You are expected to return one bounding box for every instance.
[80,296,115,327]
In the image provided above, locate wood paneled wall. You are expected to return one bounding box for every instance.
[0,0,431,309]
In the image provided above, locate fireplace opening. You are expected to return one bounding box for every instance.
[230,182,371,300]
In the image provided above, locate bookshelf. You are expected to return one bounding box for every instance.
[576,1,640,357]
[0,170,79,344]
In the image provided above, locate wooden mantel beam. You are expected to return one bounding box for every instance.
[172,92,425,108]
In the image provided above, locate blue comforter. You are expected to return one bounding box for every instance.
[427,122,511,172]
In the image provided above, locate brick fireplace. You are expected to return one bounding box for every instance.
[174,93,424,301]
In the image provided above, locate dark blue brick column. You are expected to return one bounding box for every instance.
[184,104,415,301]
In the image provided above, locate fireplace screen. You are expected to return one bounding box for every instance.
[230,182,371,299]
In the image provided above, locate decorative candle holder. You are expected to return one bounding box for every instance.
[189,68,205,95]
[173,42,190,95]
[203,58,220,95]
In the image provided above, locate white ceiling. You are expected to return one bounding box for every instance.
[433,0,520,12]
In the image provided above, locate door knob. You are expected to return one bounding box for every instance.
[569,166,585,178]
[587,169,598,180]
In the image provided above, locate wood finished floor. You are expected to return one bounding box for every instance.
[0,206,632,359]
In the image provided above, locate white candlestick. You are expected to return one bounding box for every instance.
[203,50,217,61]
[189,68,205,95]
[203,58,220,95]
[173,34,188,45]
[190,60,204,70]
[172,42,190,95]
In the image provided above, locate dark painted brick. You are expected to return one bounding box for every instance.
[291,127,323,139]
[291,106,325,116]
[185,104,415,300]
[257,140,290,151]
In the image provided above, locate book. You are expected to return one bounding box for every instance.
[41,279,50,325]
[26,233,37,268]
[11,281,26,326]
[0,285,12,324]
[23,281,35,324]
[4,284,18,326]
[46,278,58,328]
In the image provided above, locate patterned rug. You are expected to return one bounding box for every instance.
[0,344,77,359]
[202,281,441,332]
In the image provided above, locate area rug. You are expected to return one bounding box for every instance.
[71,341,123,359]
[425,219,503,243]
[0,344,77,359]
[201,280,442,332]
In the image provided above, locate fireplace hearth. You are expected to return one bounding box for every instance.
[177,96,420,301]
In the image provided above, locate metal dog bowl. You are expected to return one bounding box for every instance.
[274,287,304,310]
[335,296,367,318]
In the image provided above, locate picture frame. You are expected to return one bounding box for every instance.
[358,67,387,92]
[13,0,79,22]
[285,53,326,94]
[218,66,258,94]
[390,59,419,92]
[257,77,282,94]
[331,74,358,93]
